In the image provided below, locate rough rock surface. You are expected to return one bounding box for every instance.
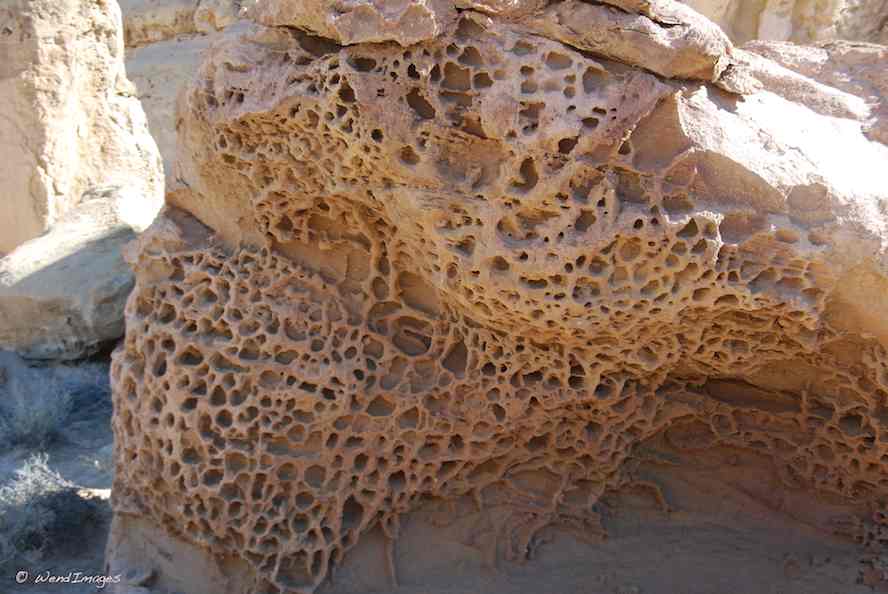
[0,187,161,361]
[744,40,888,144]
[0,0,163,254]
[122,1,248,191]
[679,0,888,45]
[108,1,888,593]
[121,0,247,47]
[126,30,230,194]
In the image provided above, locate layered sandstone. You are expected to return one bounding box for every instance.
[108,1,888,593]
[119,0,888,197]
[0,0,162,254]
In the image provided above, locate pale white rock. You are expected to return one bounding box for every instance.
[0,0,163,254]
[0,187,162,361]
[677,0,888,44]
[127,33,223,192]
[743,40,888,145]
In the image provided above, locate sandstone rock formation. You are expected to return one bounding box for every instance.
[119,0,888,197]
[121,0,247,47]
[108,1,888,593]
[123,1,248,192]
[126,31,231,195]
[0,187,161,361]
[0,0,163,254]
[744,40,888,144]
[679,0,888,45]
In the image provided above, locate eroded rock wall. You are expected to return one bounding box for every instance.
[120,0,888,201]
[108,2,888,593]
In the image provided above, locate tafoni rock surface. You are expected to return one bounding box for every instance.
[107,1,888,593]
[0,0,163,254]
[118,0,886,194]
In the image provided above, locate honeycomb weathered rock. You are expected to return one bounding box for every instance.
[109,2,888,593]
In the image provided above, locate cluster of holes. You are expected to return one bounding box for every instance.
[113,228,888,594]
[122,14,888,594]
[194,15,828,344]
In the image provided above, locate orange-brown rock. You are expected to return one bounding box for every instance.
[107,2,888,593]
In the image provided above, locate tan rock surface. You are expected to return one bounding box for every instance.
[0,0,163,254]
[109,1,888,593]
[121,0,246,46]
[0,187,161,360]
[122,1,248,190]
[126,31,228,193]
[249,0,457,45]
[194,0,246,33]
[121,0,197,47]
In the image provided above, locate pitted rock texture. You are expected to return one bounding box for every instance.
[110,3,888,593]
[0,0,162,254]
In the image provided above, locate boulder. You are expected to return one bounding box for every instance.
[194,0,247,33]
[0,0,162,254]
[0,187,161,361]
[744,40,888,144]
[120,0,197,47]
[108,1,888,592]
